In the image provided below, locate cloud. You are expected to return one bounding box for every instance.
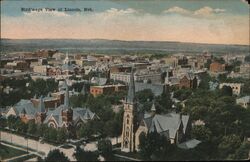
[163,6,191,15]
[23,9,70,17]
[101,8,138,17]
[194,7,225,16]
[164,6,226,17]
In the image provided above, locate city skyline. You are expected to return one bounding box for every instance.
[1,0,249,45]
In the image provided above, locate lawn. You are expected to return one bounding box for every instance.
[0,144,27,160]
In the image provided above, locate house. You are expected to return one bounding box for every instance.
[236,96,250,108]
[219,83,243,96]
[179,73,197,89]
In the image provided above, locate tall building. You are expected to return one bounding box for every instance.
[121,68,138,152]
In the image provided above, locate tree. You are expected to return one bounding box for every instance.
[57,128,68,143]
[27,121,37,135]
[97,139,113,160]
[16,121,28,133]
[191,125,212,142]
[0,116,7,128]
[229,141,250,160]
[135,89,154,103]
[218,134,241,159]
[44,149,69,162]
[156,87,173,113]
[138,132,172,160]
[44,127,57,142]
[73,145,98,161]
[77,123,93,139]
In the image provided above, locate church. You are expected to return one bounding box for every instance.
[4,80,98,129]
[121,68,191,152]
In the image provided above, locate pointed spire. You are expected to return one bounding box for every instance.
[64,80,70,107]
[81,84,86,95]
[151,101,156,112]
[126,66,135,104]
[38,96,45,113]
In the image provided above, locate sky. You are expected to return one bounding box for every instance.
[1,0,249,45]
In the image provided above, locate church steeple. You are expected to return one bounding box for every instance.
[38,96,45,113]
[151,101,156,117]
[126,67,135,104]
[64,80,70,107]
[36,96,47,124]
[121,66,137,152]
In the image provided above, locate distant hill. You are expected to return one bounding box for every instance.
[0,39,249,55]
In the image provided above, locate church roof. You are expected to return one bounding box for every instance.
[12,99,37,118]
[143,112,190,139]
[43,105,97,127]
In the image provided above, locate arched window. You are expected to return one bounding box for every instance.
[127,119,129,124]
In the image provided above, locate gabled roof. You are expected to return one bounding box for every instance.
[43,105,97,128]
[143,112,190,139]
[12,99,37,118]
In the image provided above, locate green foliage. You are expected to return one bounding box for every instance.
[70,94,87,107]
[198,72,213,90]
[57,128,68,143]
[191,125,212,142]
[182,87,250,160]
[44,149,69,162]
[229,141,250,160]
[73,145,98,162]
[155,88,173,113]
[0,116,7,128]
[27,78,58,97]
[138,132,172,160]
[27,121,37,135]
[135,89,154,103]
[97,139,113,160]
[77,123,93,139]
[173,89,192,101]
[218,134,241,159]
[0,77,32,107]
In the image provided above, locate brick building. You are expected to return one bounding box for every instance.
[210,62,225,73]
[90,84,127,97]
[179,73,197,89]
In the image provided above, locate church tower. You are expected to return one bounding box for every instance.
[121,67,137,152]
[61,80,73,127]
[36,96,47,124]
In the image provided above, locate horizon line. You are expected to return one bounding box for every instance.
[1,38,249,46]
